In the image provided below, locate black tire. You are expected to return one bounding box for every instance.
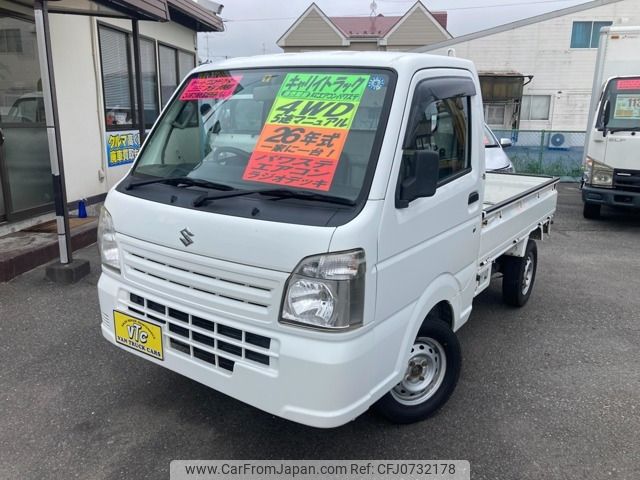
[502,239,537,307]
[373,317,461,424]
[583,202,601,219]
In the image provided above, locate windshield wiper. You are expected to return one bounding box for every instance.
[608,126,640,133]
[258,188,356,206]
[193,188,356,207]
[126,176,235,191]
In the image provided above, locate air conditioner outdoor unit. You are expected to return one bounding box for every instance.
[548,132,569,150]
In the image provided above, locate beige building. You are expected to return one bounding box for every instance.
[277,1,450,52]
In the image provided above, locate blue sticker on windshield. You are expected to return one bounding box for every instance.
[368,76,385,91]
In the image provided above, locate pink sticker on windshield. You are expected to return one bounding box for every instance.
[180,75,242,100]
[617,79,640,90]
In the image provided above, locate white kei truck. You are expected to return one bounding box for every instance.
[98,52,558,428]
[582,26,640,219]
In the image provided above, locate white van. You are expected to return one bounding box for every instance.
[98,52,558,428]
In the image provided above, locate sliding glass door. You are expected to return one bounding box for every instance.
[0,8,53,222]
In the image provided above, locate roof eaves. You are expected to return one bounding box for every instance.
[277,2,348,47]
[167,0,224,31]
[383,0,452,41]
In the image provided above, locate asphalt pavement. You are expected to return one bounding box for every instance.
[1,184,639,480]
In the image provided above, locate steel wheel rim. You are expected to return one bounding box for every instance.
[391,337,447,406]
[521,254,534,295]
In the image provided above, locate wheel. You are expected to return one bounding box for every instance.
[583,202,601,219]
[373,317,461,424]
[502,239,537,307]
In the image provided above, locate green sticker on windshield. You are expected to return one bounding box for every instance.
[614,94,640,120]
[277,73,370,101]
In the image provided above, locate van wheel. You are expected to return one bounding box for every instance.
[502,239,537,307]
[373,318,461,424]
[583,202,601,219]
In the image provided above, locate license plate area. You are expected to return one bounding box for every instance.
[113,310,164,360]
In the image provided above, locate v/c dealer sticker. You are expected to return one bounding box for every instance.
[113,311,163,360]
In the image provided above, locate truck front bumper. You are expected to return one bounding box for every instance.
[98,272,404,428]
[582,185,640,208]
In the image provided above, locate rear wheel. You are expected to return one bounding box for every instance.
[583,202,601,219]
[373,317,461,424]
[502,239,537,307]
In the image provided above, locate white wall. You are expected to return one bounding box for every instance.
[427,0,640,131]
[49,14,196,203]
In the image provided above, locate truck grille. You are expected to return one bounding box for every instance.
[119,236,286,325]
[124,292,277,373]
[613,169,640,192]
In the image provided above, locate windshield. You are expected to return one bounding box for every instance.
[598,77,640,131]
[132,68,395,202]
[483,125,499,147]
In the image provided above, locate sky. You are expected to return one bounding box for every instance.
[197,0,590,62]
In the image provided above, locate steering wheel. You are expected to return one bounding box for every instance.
[212,146,251,164]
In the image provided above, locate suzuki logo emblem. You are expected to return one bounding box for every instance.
[179,228,194,246]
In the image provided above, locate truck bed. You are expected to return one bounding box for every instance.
[479,172,559,271]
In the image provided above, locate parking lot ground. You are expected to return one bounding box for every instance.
[1,183,639,480]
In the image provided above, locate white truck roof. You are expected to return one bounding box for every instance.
[194,51,476,76]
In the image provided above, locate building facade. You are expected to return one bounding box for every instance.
[417,0,640,132]
[277,1,450,52]
[0,0,223,227]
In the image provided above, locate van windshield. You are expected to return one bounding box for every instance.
[131,68,395,202]
[598,77,640,132]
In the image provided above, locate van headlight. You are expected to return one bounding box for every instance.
[98,207,120,272]
[280,249,365,331]
[585,157,613,187]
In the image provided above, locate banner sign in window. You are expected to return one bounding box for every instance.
[266,98,361,129]
[614,94,640,119]
[616,78,640,90]
[180,75,242,101]
[253,125,347,160]
[106,130,140,168]
[242,73,370,191]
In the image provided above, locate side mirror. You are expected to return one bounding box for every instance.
[396,150,440,209]
[499,138,512,148]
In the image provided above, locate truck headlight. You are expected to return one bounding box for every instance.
[585,157,613,188]
[280,249,365,330]
[97,207,120,272]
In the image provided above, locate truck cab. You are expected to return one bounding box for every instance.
[98,52,557,428]
[582,27,640,219]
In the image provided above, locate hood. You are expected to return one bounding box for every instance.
[602,134,640,170]
[105,189,335,273]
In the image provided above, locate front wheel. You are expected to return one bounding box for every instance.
[373,318,461,424]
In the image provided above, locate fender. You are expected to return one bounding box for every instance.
[391,272,461,379]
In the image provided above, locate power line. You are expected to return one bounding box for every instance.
[222,0,583,22]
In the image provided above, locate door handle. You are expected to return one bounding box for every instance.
[0,128,4,146]
[468,191,479,205]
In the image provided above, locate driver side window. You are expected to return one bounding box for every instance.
[402,77,473,185]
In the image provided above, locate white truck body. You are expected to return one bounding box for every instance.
[583,26,640,216]
[97,52,558,428]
